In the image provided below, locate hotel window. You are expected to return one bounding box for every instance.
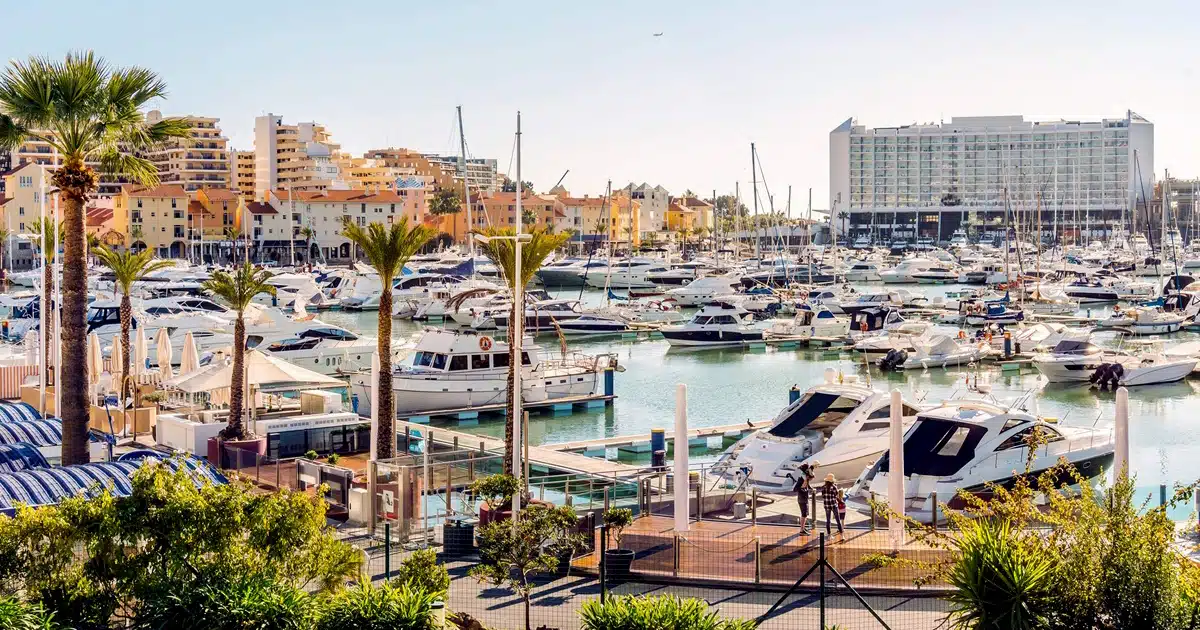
[18,207,23,216]
[137,199,143,208]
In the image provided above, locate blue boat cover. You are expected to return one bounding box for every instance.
[0,443,49,473]
[0,454,227,515]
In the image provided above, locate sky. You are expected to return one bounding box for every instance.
[4,0,1200,211]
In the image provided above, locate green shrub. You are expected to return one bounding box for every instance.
[392,549,449,597]
[468,474,519,511]
[603,507,634,549]
[305,450,319,461]
[0,597,58,630]
[317,581,437,630]
[327,453,341,466]
[133,571,316,630]
[579,595,756,630]
[945,518,1053,629]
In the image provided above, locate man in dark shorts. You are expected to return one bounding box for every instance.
[793,463,816,534]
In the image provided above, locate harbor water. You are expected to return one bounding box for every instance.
[317,283,1200,517]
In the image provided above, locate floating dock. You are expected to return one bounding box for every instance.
[545,421,771,457]
[396,392,615,425]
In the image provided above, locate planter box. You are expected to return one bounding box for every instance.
[89,405,156,436]
[603,549,635,582]
[207,436,267,468]
[442,520,476,556]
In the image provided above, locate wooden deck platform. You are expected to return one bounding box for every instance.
[573,515,952,592]
[397,392,615,424]
[544,421,771,455]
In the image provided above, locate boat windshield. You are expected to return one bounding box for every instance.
[1052,340,1100,356]
[768,392,863,437]
[885,419,988,477]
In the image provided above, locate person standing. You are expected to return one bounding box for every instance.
[793,464,815,534]
[821,473,845,543]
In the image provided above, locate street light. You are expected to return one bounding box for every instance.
[471,231,532,524]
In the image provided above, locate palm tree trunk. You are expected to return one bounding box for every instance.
[226,314,246,439]
[377,279,394,459]
[505,300,517,473]
[42,261,52,386]
[120,294,132,403]
[60,191,90,465]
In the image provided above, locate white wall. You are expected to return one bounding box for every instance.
[829,118,852,235]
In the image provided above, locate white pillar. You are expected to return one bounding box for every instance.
[369,351,380,461]
[1114,386,1129,481]
[673,383,689,532]
[887,389,906,549]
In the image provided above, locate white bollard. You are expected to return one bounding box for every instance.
[674,383,690,533]
[1114,386,1129,482]
[888,389,906,549]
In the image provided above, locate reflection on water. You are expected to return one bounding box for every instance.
[317,285,1200,497]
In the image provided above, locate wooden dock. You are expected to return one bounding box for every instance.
[397,392,615,425]
[544,421,771,455]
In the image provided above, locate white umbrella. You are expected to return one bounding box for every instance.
[179,331,200,377]
[23,331,38,365]
[110,337,124,382]
[156,327,173,380]
[87,333,102,385]
[134,327,149,382]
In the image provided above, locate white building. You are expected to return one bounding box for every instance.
[623,182,670,239]
[829,113,1154,243]
[254,114,347,200]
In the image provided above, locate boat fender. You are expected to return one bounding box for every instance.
[957,330,966,340]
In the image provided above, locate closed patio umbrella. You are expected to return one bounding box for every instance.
[179,331,200,377]
[156,328,173,380]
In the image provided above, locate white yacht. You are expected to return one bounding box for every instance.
[349,329,617,414]
[662,274,744,307]
[844,261,883,282]
[878,258,940,284]
[1032,337,1111,383]
[849,400,1115,523]
[913,264,960,285]
[1100,306,1186,336]
[660,301,764,347]
[765,306,848,340]
[713,378,922,492]
[646,261,717,287]
[838,292,903,314]
[536,258,609,288]
[948,229,969,248]
[890,335,987,369]
[851,235,874,250]
[585,259,670,289]
[470,299,585,332]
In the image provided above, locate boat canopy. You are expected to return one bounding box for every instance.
[1050,340,1101,356]
[882,418,988,477]
[767,390,865,438]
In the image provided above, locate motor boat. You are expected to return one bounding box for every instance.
[878,258,940,284]
[660,301,765,347]
[948,229,969,248]
[1032,337,1114,383]
[765,306,848,340]
[887,335,987,370]
[913,265,960,285]
[348,328,618,414]
[555,313,633,335]
[961,301,1025,327]
[957,263,1013,286]
[646,261,716,287]
[536,258,609,288]
[1100,306,1186,336]
[838,291,903,315]
[848,399,1114,523]
[471,299,585,332]
[585,259,670,289]
[662,274,744,308]
[1091,343,1198,388]
[851,235,874,250]
[844,261,882,282]
[712,377,923,492]
[1065,277,1157,303]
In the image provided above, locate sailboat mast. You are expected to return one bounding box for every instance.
[751,143,759,258]
[457,105,474,259]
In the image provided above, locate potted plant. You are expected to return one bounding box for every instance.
[470,473,520,526]
[602,508,635,581]
[326,453,341,466]
[543,504,588,579]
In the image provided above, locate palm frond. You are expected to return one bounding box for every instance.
[0,114,26,151]
[340,218,436,281]
[104,65,168,109]
[202,262,276,313]
[473,227,571,289]
[0,56,56,129]
[93,149,160,187]
[94,245,176,294]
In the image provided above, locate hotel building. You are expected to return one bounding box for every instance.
[144,110,230,192]
[231,150,255,200]
[829,112,1154,243]
[253,114,346,199]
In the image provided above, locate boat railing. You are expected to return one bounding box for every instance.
[975,427,1113,471]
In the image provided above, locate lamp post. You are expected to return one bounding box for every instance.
[472,231,531,525]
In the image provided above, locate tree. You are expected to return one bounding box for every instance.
[129,225,144,251]
[299,226,316,264]
[521,208,537,228]
[676,227,691,250]
[592,218,608,243]
[473,227,570,471]
[708,194,748,218]
[837,211,849,241]
[340,218,436,458]
[201,263,276,440]
[224,225,241,263]
[428,186,463,243]
[501,177,534,194]
[28,218,65,388]
[0,227,9,276]
[92,246,173,405]
[470,504,583,630]
[0,52,191,465]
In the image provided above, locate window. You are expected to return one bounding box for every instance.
[493,353,510,368]
[414,351,434,367]
[432,353,447,370]
[860,421,891,432]
[997,426,1063,451]
[137,199,143,208]
[17,207,23,216]
[521,352,532,366]
[171,198,177,208]
[448,355,468,371]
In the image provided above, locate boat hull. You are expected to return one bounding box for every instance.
[1119,360,1197,387]
[661,329,764,347]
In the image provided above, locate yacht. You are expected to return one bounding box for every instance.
[1032,337,1112,383]
[662,274,743,307]
[765,306,848,340]
[879,258,939,284]
[844,261,883,282]
[838,292,903,315]
[851,235,874,250]
[913,264,960,285]
[713,378,922,492]
[646,261,716,287]
[1096,344,1198,388]
[961,301,1025,327]
[470,299,585,332]
[891,335,987,369]
[1065,277,1158,303]
[948,229,969,248]
[1100,306,1186,336]
[536,258,609,288]
[660,301,765,347]
[585,259,670,289]
[348,329,618,414]
[849,400,1114,523]
[555,313,633,335]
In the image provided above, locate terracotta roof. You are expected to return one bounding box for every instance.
[86,208,113,227]
[560,197,607,207]
[0,162,35,178]
[274,189,417,204]
[188,200,214,216]
[0,196,10,206]
[247,201,277,215]
[122,184,189,198]
[200,188,237,201]
[677,196,712,208]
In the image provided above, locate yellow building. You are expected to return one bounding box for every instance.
[232,151,255,201]
[0,162,47,269]
[609,192,641,244]
[335,156,431,192]
[112,184,190,257]
[144,110,230,192]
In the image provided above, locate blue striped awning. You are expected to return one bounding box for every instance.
[0,443,48,473]
[0,402,41,423]
[0,419,114,448]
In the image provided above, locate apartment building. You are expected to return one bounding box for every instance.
[112,184,190,257]
[620,183,670,240]
[230,150,255,201]
[555,194,616,242]
[829,112,1154,242]
[0,162,45,270]
[335,157,431,192]
[665,196,715,232]
[144,110,230,192]
[264,187,429,262]
[254,114,346,200]
[466,192,562,233]
[364,148,500,193]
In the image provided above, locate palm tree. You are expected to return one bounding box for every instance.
[201,263,276,440]
[129,225,144,252]
[0,52,190,465]
[0,227,10,281]
[676,227,691,252]
[473,227,570,471]
[340,218,436,459]
[224,225,241,263]
[93,246,174,404]
[299,226,316,264]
